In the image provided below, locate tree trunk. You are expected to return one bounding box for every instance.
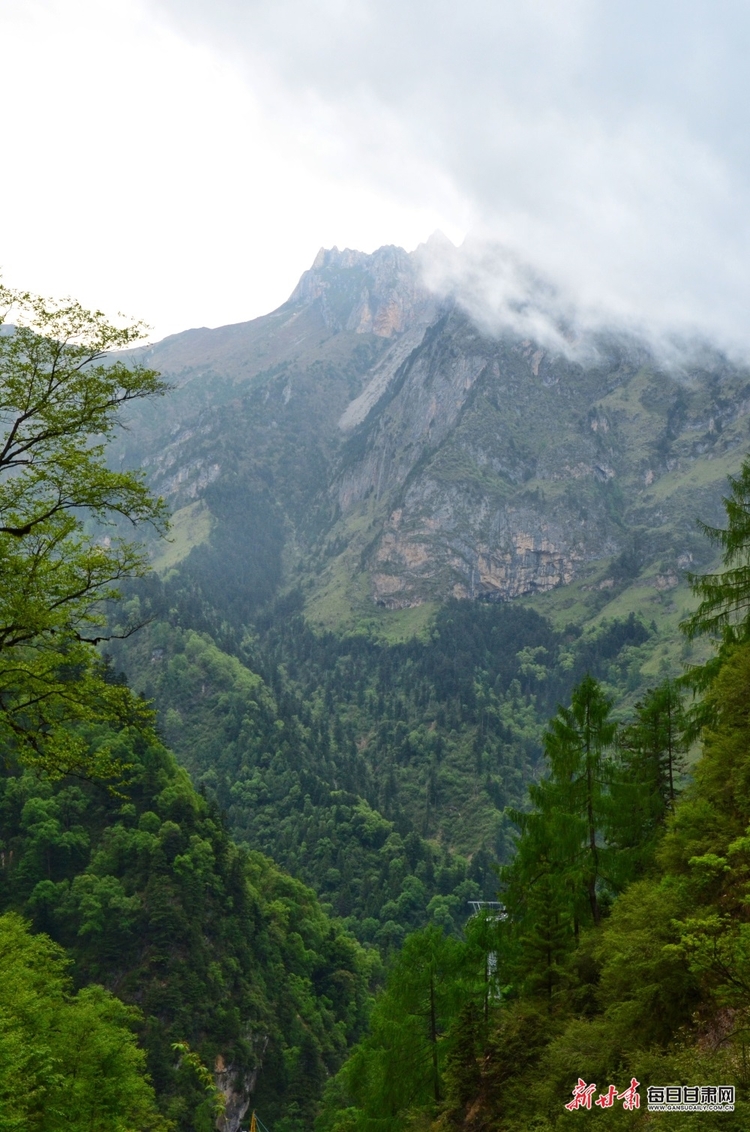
[429,973,441,1105]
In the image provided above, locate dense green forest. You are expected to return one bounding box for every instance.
[111,582,650,947]
[0,730,374,1131]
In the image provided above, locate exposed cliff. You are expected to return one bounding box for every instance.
[112,241,750,631]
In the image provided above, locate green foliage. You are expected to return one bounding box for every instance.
[171,1043,225,1123]
[0,911,167,1132]
[0,732,375,1132]
[0,285,167,777]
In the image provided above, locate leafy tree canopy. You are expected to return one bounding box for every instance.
[0,285,167,778]
[0,910,167,1132]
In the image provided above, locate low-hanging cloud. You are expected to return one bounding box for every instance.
[413,234,579,355]
[151,0,750,353]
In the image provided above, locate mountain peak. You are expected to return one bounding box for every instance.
[287,243,436,338]
[420,229,456,252]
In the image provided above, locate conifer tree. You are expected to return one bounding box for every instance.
[499,675,618,1021]
[619,679,687,812]
[684,456,750,642]
[500,806,578,1002]
[604,682,687,888]
[327,926,474,1129]
[441,1001,484,1121]
[536,675,617,925]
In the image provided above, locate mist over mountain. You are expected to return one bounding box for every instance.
[114,238,747,630]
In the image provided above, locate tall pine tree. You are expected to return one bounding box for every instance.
[536,675,617,926]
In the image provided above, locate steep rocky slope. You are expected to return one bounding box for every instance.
[113,240,750,640]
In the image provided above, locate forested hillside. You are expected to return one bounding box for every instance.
[110,585,649,946]
[314,466,750,1130]
[0,731,374,1131]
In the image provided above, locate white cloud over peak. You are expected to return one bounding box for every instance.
[2,0,750,349]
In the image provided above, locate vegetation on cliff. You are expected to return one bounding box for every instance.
[0,910,168,1132]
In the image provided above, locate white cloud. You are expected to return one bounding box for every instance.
[3,0,750,350]
[0,0,460,338]
[152,0,750,352]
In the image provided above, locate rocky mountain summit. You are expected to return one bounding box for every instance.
[115,240,750,629]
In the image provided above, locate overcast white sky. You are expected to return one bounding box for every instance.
[2,0,750,348]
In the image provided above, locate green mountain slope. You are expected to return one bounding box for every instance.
[0,731,373,1132]
[111,588,652,948]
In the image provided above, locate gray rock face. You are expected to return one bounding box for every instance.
[214,1053,263,1132]
[289,244,436,337]
[335,318,629,608]
[372,495,593,609]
